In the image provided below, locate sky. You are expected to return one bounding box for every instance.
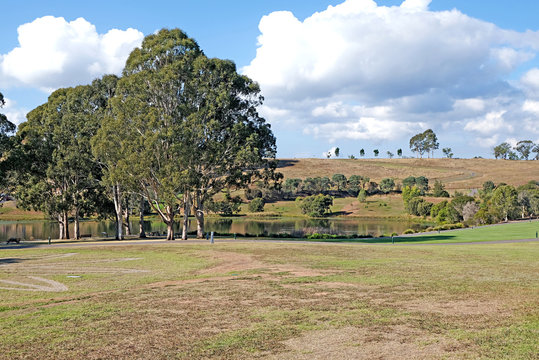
[2,0,539,159]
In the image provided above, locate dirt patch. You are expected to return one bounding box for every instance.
[265,325,461,360]
[399,298,508,316]
[199,251,332,277]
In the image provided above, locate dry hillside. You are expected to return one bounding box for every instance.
[277,158,539,191]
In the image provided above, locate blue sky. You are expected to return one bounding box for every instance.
[2,0,539,159]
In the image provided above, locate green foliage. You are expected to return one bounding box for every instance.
[373,149,379,157]
[409,129,439,158]
[403,229,415,234]
[359,149,365,157]
[493,142,512,159]
[208,193,242,216]
[247,197,265,213]
[514,140,534,160]
[347,175,362,196]
[331,174,347,191]
[357,189,367,203]
[295,194,333,217]
[245,188,263,200]
[491,185,519,221]
[442,147,453,158]
[402,186,421,207]
[379,178,395,193]
[433,180,449,197]
[402,176,428,194]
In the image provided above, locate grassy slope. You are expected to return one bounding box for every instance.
[0,242,537,359]
[277,158,538,191]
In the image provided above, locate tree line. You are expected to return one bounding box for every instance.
[0,29,278,240]
[493,141,539,160]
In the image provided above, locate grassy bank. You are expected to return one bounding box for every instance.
[0,241,537,359]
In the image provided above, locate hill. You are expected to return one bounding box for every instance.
[276,158,539,191]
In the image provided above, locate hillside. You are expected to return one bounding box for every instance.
[276,158,539,191]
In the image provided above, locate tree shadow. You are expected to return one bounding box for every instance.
[277,159,299,169]
[0,257,29,264]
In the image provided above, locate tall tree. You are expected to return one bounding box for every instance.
[15,85,109,239]
[423,129,439,158]
[359,149,365,157]
[185,56,277,238]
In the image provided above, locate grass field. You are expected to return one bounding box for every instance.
[1,240,537,359]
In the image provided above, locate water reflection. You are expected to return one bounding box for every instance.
[0,218,429,241]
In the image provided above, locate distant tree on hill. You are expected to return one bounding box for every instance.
[387,151,394,159]
[409,129,439,158]
[493,142,511,159]
[397,148,402,157]
[334,147,340,158]
[373,149,379,157]
[442,147,453,158]
[360,149,365,157]
[515,140,534,160]
[533,143,539,160]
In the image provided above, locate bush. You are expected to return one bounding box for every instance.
[403,229,415,234]
[357,189,367,203]
[296,194,333,217]
[248,197,265,212]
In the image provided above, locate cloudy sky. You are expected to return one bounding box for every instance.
[2,0,539,158]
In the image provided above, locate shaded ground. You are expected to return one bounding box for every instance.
[0,242,537,359]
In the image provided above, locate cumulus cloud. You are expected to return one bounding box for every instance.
[464,111,513,135]
[0,16,143,91]
[243,0,539,150]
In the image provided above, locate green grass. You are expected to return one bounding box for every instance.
[0,241,537,359]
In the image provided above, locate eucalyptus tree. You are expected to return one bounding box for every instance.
[514,140,534,160]
[15,85,109,239]
[184,56,277,238]
[96,29,203,241]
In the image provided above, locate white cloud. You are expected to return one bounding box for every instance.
[0,16,143,91]
[306,117,425,142]
[2,98,27,126]
[322,146,339,158]
[243,0,539,151]
[464,111,513,135]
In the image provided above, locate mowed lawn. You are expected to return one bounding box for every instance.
[0,241,538,359]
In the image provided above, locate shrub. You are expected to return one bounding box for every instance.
[248,197,265,213]
[245,188,263,200]
[380,178,395,193]
[296,194,333,217]
[357,189,367,203]
[403,229,415,234]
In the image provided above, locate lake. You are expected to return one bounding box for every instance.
[0,217,428,241]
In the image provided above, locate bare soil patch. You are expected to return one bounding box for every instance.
[266,325,462,360]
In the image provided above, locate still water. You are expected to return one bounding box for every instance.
[0,217,427,241]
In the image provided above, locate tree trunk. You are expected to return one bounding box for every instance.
[58,214,65,240]
[112,184,123,240]
[73,207,80,239]
[182,193,190,240]
[194,192,205,239]
[166,221,175,241]
[63,211,70,239]
[139,197,146,238]
[124,207,131,235]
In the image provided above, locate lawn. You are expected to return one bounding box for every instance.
[295,220,539,244]
[0,241,537,359]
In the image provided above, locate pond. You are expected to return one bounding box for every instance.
[0,217,429,242]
